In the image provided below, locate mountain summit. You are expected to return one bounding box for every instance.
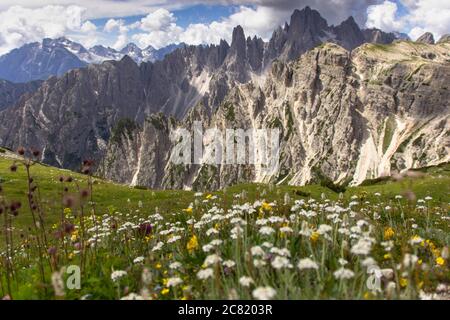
[0,38,184,82]
[0,7,445,190]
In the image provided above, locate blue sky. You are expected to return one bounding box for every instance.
[0,1,448,54]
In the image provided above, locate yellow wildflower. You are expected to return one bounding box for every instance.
[187,235,199,253]
[70,231,78,242]
[206,194,213,199]
[261,202,272,212]
[310,232,320,243]
[363,292,372,300]
[63,208,72,216]
[432,248,441,258]
[182,207,193,214]
[161,288,170,295]
[436,257,445,266]
[384,227,395,240]
[384,253,392,260]
[400,278,408,288]
[155,263,162,269]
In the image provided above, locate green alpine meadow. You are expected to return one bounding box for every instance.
[0,148,448,299]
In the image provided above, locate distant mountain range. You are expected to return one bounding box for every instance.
[0,38,184,83]
[0,6,448,191]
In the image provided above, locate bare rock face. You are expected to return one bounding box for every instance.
[0,38,87,83]
[437,34,450,44]
[0,80,42,111]
[416,32,435,44]
[362,28,397,44]
[99,41,450,190]
[0,7,445,190]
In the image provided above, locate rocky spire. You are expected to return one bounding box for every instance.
[229,25,247,61]
[416,32,435,44]
[437,34,450,44]
[333,16,365,50]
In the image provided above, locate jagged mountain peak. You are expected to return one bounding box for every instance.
[120,42,142,53]
[437,34,450,44]
[416,32,435,44]
[289,6,328,34]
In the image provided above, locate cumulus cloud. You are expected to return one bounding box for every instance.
[132,5,287,49]
[366,0,450,40]
[366,1,404,32]
[0,5,98,54]
[0,1,379,24]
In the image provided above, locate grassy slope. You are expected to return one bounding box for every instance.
[1,152,448,238]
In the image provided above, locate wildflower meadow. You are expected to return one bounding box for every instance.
[0,149,449,300]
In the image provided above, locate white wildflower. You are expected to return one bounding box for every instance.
[333,268,355,280]
[197,268,214,280]
[252,286,276,300]
[239,276,254,287]
[167,277,183,287]
[297,258,319,270]
[111,270,127,282]
[133,256,145,264]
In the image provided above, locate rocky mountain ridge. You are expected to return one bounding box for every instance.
[0,37,183,83]
[97,40,450,190]
[0,7,448,190]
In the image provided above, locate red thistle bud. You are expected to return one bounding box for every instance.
[17,147,25,155]
[64,223,75,234]
[31,148,41,157]
[63,196,75,208]
[10,164,17,172]
[80,189,90,199]
[10,201,21,211]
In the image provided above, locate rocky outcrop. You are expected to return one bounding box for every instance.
[416,32,435,44]
[0,38,87,83]
[99,41,450,190]
[437,34,450,44]
[362,28,397,44]
[0,79,42,111]
[0,7,442,190]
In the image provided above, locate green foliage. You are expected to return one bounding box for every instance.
[0,156,449,300]
[110,118,138,143]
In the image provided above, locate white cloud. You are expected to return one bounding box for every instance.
[140,8,177,32]
[366,1,404,32]
[0,5,98,54]
[132,5,287,49]
[0,1,379,24]
[104,19,123,33]
[81,21,97,33]
[366,0,450,40]
[401,0,450,40]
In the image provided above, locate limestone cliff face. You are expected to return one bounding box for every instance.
[0,7,447,190]
[98,41,450,190]
[0,7,408,173]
